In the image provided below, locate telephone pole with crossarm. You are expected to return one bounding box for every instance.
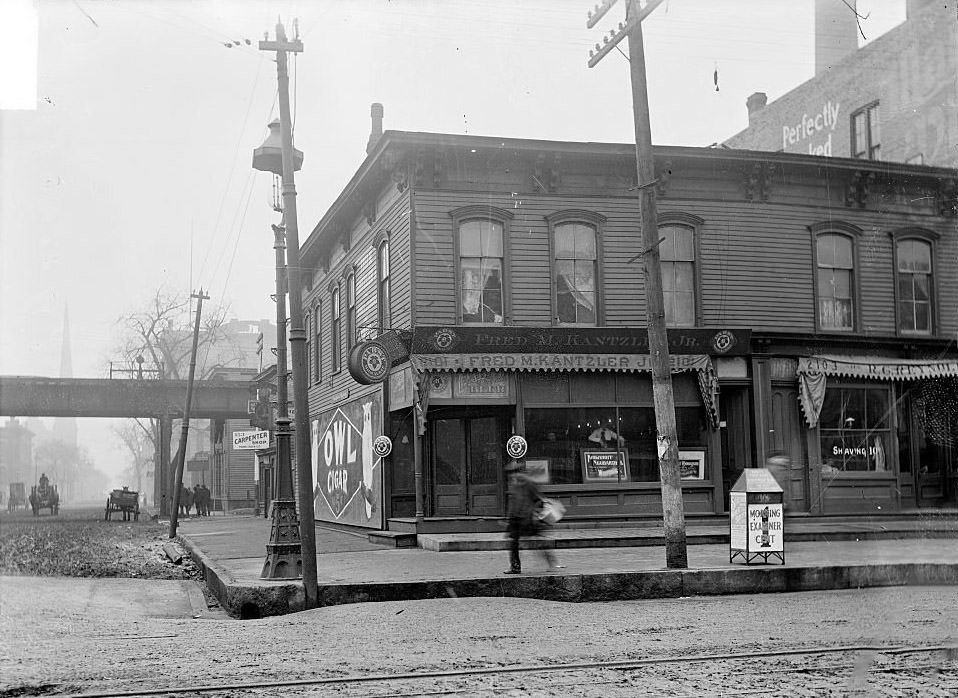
[587,0,688,569]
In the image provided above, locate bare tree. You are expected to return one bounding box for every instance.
[111,420,153,494]
[114,287,244,380]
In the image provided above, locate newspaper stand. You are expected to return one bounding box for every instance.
[729,469,785,565]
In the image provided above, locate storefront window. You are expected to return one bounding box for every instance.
[524,404,708,485]
[819,386,891,472]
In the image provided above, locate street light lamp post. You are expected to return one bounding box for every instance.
[254,22,318,607]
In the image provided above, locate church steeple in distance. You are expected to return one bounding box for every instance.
[53,304,78,448]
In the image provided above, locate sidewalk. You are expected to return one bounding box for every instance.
[176,514,958,618]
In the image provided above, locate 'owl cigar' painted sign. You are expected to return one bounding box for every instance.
[311,393,384,529]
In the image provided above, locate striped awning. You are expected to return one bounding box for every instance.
[796,354,958,427]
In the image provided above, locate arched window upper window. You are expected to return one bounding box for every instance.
[331,286,342,373]
[377,240,391,333]
[815,233,856,331]
[892,229,938,335]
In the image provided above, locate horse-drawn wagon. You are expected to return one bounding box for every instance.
[105,487,140,521]
[29,475,60,516]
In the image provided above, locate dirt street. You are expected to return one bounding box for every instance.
[1,579,955,697]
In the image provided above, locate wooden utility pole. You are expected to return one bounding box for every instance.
[169,289,208,539]
[259,20,319,607]
[588,0,687,568]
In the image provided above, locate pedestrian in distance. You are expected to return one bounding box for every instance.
[504,461,562,575]
[765,449,792,512]
[179,484,193,517]
[199,484,211,515]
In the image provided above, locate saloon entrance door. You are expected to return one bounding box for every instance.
[431,414,506,516]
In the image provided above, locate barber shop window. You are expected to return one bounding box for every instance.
[818,386,891,473]
[895,235,935,335]
[813,229,858,332]
[346,271,357,347]
[377,240,391,333]
[452,206,512,325]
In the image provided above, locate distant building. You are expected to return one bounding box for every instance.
[724,0,957,168]
[0,418,34,492]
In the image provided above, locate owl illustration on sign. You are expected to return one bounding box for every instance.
[361,401,375,518]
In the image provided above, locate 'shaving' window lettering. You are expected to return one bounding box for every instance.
[555,222,597,325]
[459,219,504,324]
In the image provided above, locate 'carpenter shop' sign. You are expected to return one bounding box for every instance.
[412,326,749,356]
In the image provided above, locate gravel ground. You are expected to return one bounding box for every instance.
[0,506,199,580]
[1,583,956,696]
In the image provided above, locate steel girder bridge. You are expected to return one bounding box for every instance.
[0,375,253,515]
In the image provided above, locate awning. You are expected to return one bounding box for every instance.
[797,354,958,427]
[410,352,720,432]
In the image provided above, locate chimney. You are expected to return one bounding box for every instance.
[815,0,858,75]
[906,0,936,19]
[366,103,384,155]
[746,92,768,126]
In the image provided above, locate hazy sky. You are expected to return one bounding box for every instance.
[0,0,906,483]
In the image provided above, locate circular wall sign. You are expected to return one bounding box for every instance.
[373,435,392,458]
[348,340,391,384]
[505,435,528,460]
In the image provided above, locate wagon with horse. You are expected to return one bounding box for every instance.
[105,486,140,521]
[29,474,60,516]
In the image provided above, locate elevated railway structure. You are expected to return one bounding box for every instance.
[0,375,254,514]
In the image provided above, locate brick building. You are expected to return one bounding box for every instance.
[298,110,957,534]
[724,0,957,168]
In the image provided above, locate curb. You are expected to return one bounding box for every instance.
[181,531,958,617]
[178,535,305,619]
[418,529,958,552]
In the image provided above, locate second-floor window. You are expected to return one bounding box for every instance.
[816,233,855,331]
[852,103,880,160]
[459,219,504,324]
[659,224,696,326]
[346,272,357,347]
[896,237,934,334]
[331,287,342,373]
[313,304,321,383]
[554,222,598,325]
[378,240,391,333]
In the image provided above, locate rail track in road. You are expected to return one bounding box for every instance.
[53,643,958,698]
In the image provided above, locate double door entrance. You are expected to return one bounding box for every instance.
[430,411,508,516]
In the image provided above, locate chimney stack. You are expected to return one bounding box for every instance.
[815,0,858,75]
[366,103,384,155]
[746,92,768,125]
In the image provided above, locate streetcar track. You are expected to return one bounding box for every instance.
[52,643,958,698]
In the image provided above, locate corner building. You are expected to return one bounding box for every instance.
[300,123,958,534]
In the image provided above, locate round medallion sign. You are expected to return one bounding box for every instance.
[373,435,392,458]
[348,340,391,384]
[505,435,528,460]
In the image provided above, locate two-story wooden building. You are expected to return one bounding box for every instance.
[299,114,958,533]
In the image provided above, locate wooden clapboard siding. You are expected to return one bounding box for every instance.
[412,182,957,336]
[305,190,411,415]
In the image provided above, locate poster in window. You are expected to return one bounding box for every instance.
[581,450,629,482]
[524,459,550,485]
[679,450,706,480]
